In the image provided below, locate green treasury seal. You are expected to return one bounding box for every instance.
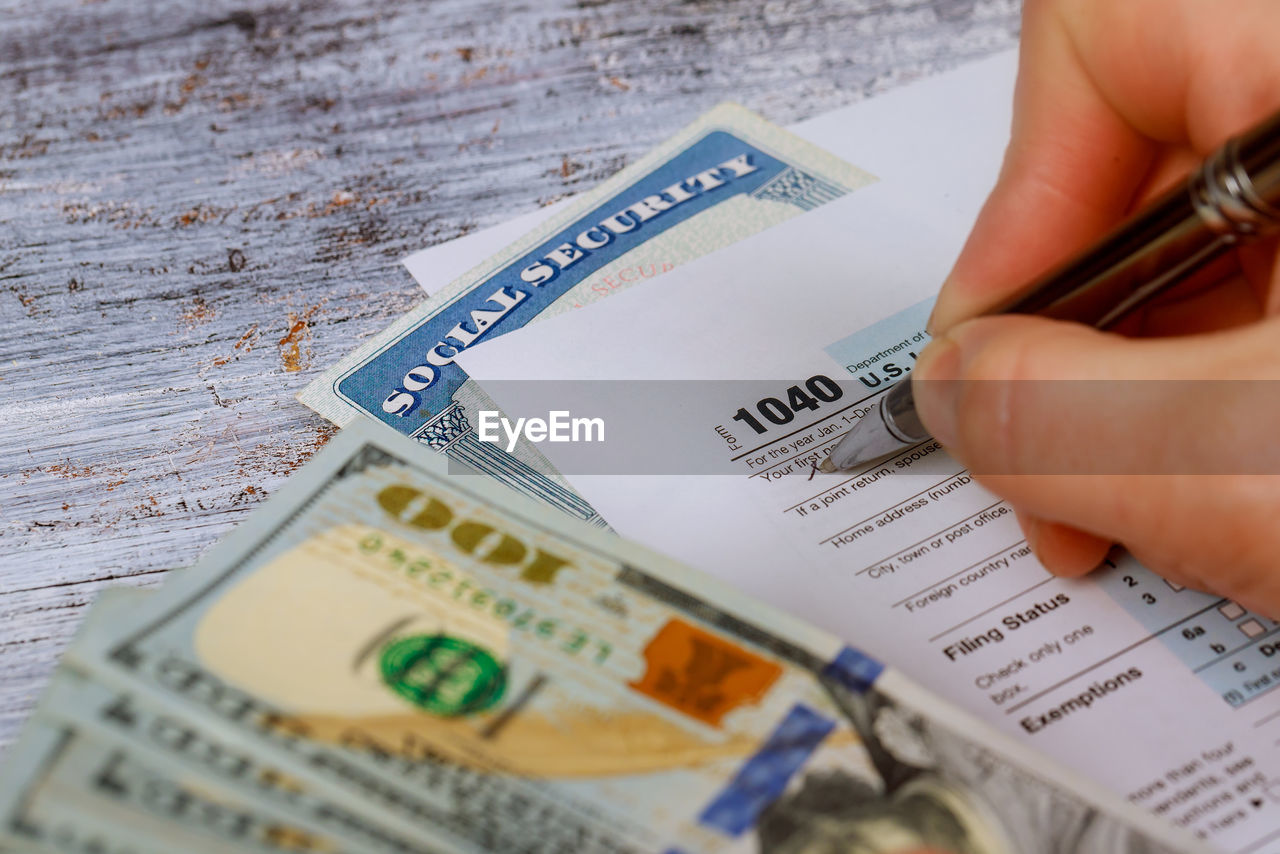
[379,635,506,716]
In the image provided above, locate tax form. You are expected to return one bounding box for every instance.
[456,165,1280,853]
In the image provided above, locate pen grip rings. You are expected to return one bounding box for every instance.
[1191,132,1280,239]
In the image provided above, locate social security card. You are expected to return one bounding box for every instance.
[301,104,876,524]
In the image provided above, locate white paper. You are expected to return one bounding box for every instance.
[402,51,1018,295]
[455,63,1280,854]
[403,201,572,296]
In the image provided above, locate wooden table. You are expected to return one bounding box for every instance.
[0,0,1019,750]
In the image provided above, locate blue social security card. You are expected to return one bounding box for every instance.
[301,104,876,524]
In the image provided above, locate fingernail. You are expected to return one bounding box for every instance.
[925,274,961,337]
[924,289,947,337]
[1026,524,1048,568]
[925,308,940,338]
[1015,509,1042,561]
[911,333,961,447]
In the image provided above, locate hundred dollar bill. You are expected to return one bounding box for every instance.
[43,665,448,854]
[3,591,437,854]
[42,673,450,854]
[0,716,334,854]
[0,593,368,854]
[300,104,875,525]
[65,422,1202,854]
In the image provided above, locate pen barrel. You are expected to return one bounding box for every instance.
[1236,108,1280,212]
[987,107,1280,328]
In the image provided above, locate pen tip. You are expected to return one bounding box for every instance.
[817,457,837,474]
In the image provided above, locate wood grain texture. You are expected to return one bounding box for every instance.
[0,0,1020,749]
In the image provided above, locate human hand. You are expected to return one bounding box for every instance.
[912,0,1280,614]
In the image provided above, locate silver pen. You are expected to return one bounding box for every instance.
[820,106,1280,472]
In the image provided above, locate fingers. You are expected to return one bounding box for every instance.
[1237,239,1280,317]
[913,312,1280,474]
[1137,271,1264,337]
[917,0,1280,609]
[912,313,1280,608]
[927,0,1157,333]
[1015,509,1113,577]
[930,0,1280,334]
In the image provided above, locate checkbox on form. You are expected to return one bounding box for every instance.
[1219,601,1246,621]
[1239,618,1266,639]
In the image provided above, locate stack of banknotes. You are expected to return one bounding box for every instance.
[0,107,1206,854]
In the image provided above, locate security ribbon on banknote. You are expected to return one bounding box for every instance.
[43,422,1200,854]
[300,104,875,525]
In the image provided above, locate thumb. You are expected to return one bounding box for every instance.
[912,313,1280,476]
[910,314,1280,605]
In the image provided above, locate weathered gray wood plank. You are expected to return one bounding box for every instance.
[0,0,1020,749]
